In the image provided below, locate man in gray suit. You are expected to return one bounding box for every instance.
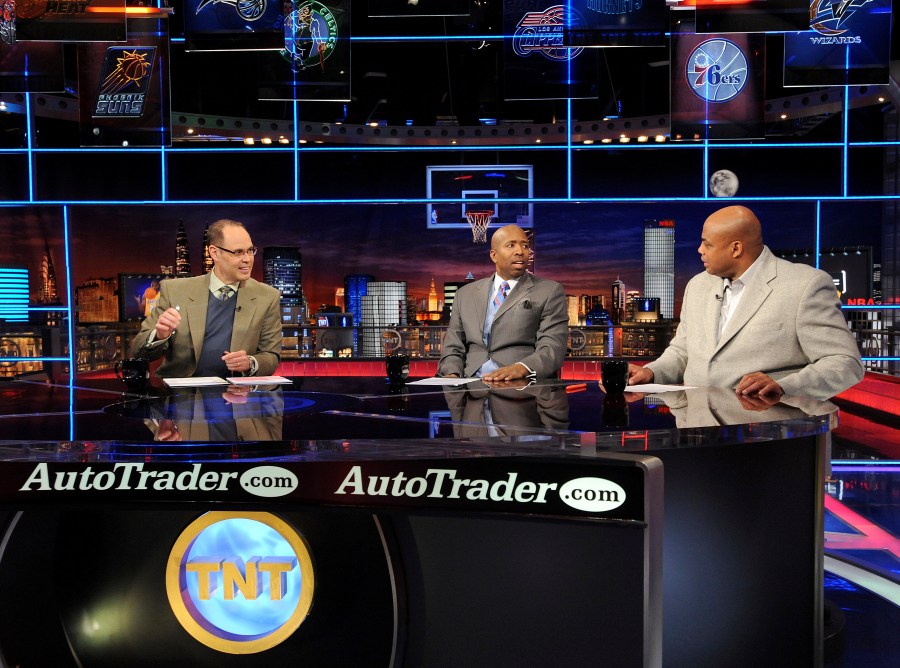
[131,219,282,378]
[628,205,863,400]
[439,224,568,380]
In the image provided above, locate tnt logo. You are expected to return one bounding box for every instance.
[166,512,315,653]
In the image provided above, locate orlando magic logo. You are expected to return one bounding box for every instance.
[195,0,266,22]
[281,1,337,72]
[809,0,873,35]
[512,5,585,62]
[686,39,748,103]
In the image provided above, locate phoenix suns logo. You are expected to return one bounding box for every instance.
[93,46,156,118]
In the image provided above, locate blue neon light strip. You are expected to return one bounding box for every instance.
[63,205,75,441]
[815,201,821,269]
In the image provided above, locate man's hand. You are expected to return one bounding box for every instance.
[222,350,252,374]
[737,392,782,412]
[483,378,533,390]
[223,385,251,404]
[736,372,784,397]
[482,363,530,382]
[627,364,654,385]
[154,307,181,341]
[155,419,182,442]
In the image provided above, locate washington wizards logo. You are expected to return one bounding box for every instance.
[195,0,266,21]
[512,5,585,62]
[686,39,748,103]
[809,0,874,35]
[281,1,337,72]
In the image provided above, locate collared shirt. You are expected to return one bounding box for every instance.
[718,253,763,340]
[209,271,240,299]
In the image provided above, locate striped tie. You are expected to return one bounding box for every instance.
[493,281,509,309]
[219,286,234,302]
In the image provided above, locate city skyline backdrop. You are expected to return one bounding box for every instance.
[0,200,884,316]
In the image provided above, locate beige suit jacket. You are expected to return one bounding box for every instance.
[130,274,282,378]
[438,273,568,378]
[647,247,863,400]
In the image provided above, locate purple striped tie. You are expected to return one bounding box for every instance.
[494,282,509,309]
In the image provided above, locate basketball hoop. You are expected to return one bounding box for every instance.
[465,210,494,244]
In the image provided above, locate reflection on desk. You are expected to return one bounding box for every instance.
[442,380,570,439]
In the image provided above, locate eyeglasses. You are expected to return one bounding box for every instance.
[213,245,258,257]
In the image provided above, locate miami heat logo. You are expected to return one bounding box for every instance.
[512,5,585,62]
[686,39,748,103]
[93,47,156,118]
[0,0,14,45]
[809,0,874,35]
[195,0,266,22]
[281,1,337,72]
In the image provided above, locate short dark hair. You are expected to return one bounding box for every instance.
[208,219,247,247]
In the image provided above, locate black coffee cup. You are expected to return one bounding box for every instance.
[601,358,629,394]
[115,358,149,388]
[602,393,629,428]
[386,353,410,383]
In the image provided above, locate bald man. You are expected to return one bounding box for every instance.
[439,224,568,381]
[628,206,863,400]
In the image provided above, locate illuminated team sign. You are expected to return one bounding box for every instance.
[687,38,748,103]
[166,512,315,654]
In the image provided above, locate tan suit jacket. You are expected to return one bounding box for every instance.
[647,247,863,400]
[438,273,568,378]
[130,274,282,378]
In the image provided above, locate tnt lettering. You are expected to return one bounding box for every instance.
[187,557,298,601]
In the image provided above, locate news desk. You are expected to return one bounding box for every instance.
[0,377,836,667]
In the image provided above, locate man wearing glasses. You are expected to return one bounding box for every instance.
[131,219,282,378]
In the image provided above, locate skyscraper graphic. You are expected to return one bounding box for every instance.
[263,247,303,306]
[611,277,626,325]
[202,224,213,274]
[643,219,675,319]
[345,274,375,354]
[40,241,58,304]
[175,221,191,277]
[428,277,439,312]
[359,281,407,356]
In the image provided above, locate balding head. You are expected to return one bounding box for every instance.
[490,224,530,280]
[697,206,765,279]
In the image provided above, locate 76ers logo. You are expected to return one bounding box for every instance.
[512,5,585,62]
[686,39,748,103]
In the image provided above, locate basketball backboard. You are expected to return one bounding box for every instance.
[426,165,534,229]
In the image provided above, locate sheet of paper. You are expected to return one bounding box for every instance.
[406,377,481,386]
[163,376,228,387]
[227,375,293,385]
[626,383,695,393]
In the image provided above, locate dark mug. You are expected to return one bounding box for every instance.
[602,393,629,428]
[386,353,410,383]
[115,358,149,388]
[601,358,629,394]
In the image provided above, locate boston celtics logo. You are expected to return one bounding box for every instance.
[686,38,748,103]
[282,1,337,72]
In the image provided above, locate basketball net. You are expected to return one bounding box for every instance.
[465,210,494,244]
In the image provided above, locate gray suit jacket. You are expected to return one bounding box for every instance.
[130,274,282,378]
[647,247,864,400]
[438,273,568,378]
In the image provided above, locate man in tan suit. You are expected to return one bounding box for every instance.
[131,219,282,378]
[439,224,568,380]
[628,205,863,400]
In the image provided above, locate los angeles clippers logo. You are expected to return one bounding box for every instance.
[686,39,748,103]
[512,5,585,62]
[809,0,874,35]
[195,0,267,22]
[281,1,337,72]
